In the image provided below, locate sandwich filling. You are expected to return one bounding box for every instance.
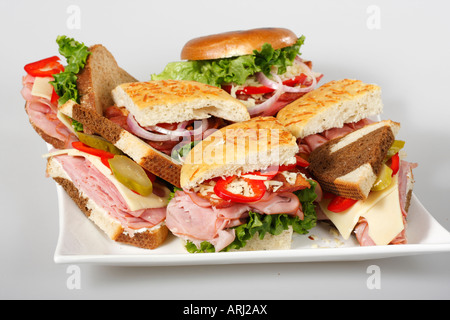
[299,118,418,246]
[104,105,227,160]
[166,164,318,252]
[22,73,78,148]
[47,148,170,236]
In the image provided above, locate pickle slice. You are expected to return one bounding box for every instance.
[386,140,405,159]
[76,132,123,155]
[108,155,153,196]
[371,164,393,192]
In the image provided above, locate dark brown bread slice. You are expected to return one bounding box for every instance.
[61,100,182,188]
[308,122,396,200]
[24,44,138,147]
[76,44,138,115]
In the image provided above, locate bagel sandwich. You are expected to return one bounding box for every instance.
[151,27,323,117]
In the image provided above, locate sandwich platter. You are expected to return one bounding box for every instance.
[54,186,450,266]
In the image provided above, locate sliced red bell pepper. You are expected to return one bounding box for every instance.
[282,74,308,87]
[100,157,111,169]
[295,155,310,168]
[389,153,400,176]
[214,176,266,203]
[327,195,358,213]
[72,141,115,159]
[50,88,60,106]
[24,56,64,77]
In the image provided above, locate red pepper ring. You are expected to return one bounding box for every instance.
[213,176,266,203]
[24,56,64,77]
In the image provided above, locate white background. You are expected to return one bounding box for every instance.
[1,0,449,299]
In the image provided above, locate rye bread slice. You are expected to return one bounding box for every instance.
[308,120,398,200]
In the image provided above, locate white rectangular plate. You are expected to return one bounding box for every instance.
[54,185,450,266]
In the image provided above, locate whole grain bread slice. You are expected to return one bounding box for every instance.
[77,44,138,115]
[59,100,182,188]
[24,43,138,148]
[307,120,399,200]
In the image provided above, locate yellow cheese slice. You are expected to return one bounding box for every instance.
[319,175,404,245]
[43,149,170,211]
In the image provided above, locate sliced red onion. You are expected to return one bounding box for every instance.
[255,72,279,90]
[127,114,210,141]
[247,85,283,116]
[292,56,317,92]
[145,121,192,137]
[255,58,317,94]
[191,119,209,137]
[127,113,174,141]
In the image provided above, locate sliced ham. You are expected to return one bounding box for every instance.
[55,154,166,235]
[298,118,375,155]
[21,75,78,148]
[166,189,304,252]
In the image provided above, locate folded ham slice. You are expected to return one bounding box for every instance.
[298,118,375,155]
[166,190,304,252]
[55,154,166,235]
[22,74,78,148]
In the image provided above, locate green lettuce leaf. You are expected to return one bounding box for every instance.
[50,35,91,105]
[151,36,305,87]
[186,179,317,253]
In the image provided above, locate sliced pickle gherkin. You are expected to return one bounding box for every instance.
[386,140,405,159]
[108,155,153,196]
[76,132,123,155]
[371,164,393,192]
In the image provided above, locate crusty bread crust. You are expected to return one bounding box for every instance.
[181,116,298,190]
[47,159,168,250]
[59,100,182,187]
[180,28,299,60]
[277,79,383,139]
[76,44,138,115]
[112,80,250,127]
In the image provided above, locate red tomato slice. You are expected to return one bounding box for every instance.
[327,195,358,213]
[24,56,64,77]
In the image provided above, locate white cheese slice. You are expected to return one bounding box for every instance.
[31,77,54,100]
[43,149,170,211]
[56,111,77,134]
[319,175,404,245]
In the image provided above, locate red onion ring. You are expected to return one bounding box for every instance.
[127,113,210,141]
[255,57,317,94]
[247,84,284,116]
[127,113,174,141]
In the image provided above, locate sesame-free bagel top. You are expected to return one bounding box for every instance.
[180,28,299,61]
